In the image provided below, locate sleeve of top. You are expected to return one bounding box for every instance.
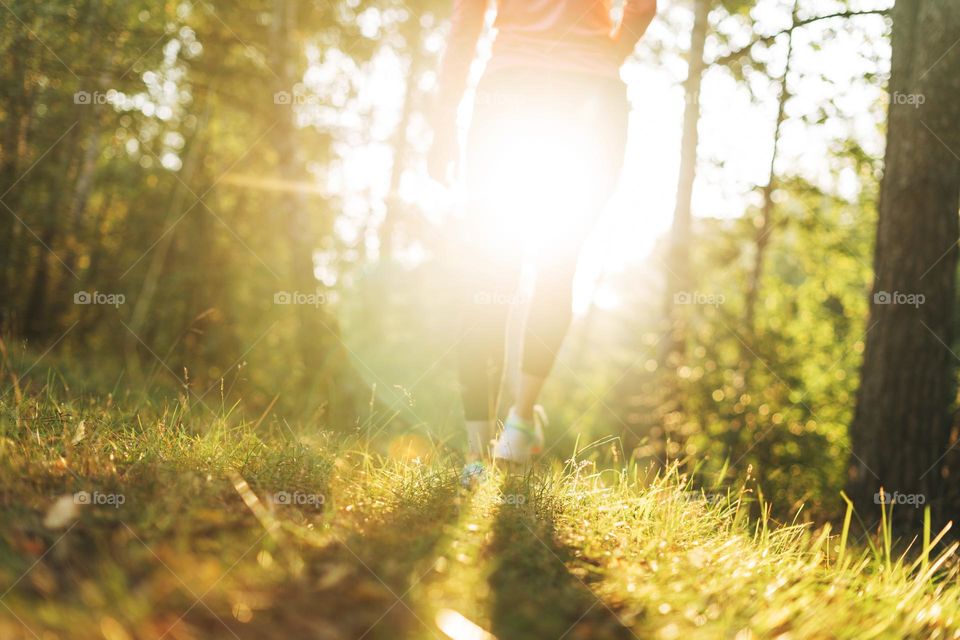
[613,0,657,62]
[435,0,489,116]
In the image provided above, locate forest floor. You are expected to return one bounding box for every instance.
[2,391,960,640]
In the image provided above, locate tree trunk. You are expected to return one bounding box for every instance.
[22,126,82,340]
[656,0,710,465]
[847,0,960,531]
[742,0,798,350]
[0,27,32,319]
[379,16,425,262]
[124,100,210,374]
[728,0,797,461]
[52,120,100,324]
[271,0,365,427]
[662,0,709,371]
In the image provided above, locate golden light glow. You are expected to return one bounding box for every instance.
[436,608,497,640]
[387,433,434,461]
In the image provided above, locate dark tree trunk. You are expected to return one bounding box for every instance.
[848,0,960,530]
[22,128,81,340]
[0,29,32,319]
[22,227,55,339]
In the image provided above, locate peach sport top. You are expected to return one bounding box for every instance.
[436,0,657,110]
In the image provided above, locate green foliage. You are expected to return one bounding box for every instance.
[0,0,400,426]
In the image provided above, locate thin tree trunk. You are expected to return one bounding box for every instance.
[62,122,100,277]
[52,121,100,324]
[847,0,960,530]
[23,126,83,340]
[662,0,709,370]
[271,0,363,426]
[380,17,425,262]
[729,1,799,459]
[657,0,710,464]
[0,29,32,317]
[742,0,798,349]
[75,192,114,340]
[125,100,210,356]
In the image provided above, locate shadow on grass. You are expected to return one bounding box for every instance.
[0,461,461,640]
[185,467,462,640]
[487,474,634,640]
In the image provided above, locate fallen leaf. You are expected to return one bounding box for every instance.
[100,616,132,640]
[43,494,80,529]
[71,420,86,445]
[316,563,354,590]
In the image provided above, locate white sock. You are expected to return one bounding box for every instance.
[465,420,490,456]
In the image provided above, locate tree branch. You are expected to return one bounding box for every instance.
[711,9,891,67]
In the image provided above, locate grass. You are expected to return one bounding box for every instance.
[2,386,960,639]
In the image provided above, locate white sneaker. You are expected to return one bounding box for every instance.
[493,406,546,463]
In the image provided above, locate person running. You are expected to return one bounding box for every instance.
[428,0,657,484]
